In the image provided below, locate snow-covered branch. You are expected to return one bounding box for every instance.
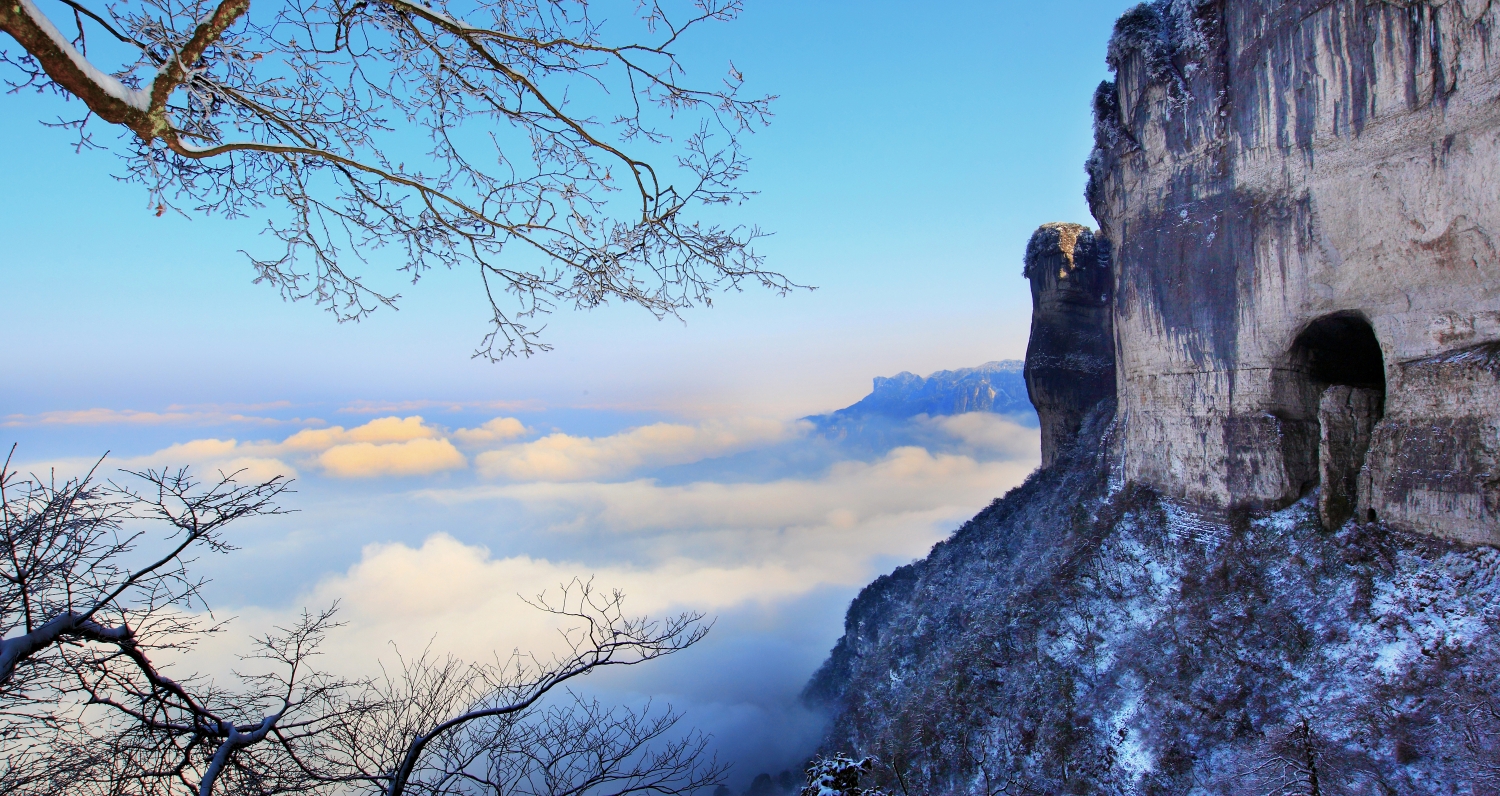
[1,0,793,359]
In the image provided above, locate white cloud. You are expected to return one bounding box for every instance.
[2,406,313,427]
[428,444,1038,563]
[109,438,300,481]
[453,417,529,446]
[144,415,1043,755]
[224,442,1037,670]
[475,418,805,481]
[929,412,1041,458]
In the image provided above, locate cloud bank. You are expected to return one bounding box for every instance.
[18,399,1041,787]
[475,418,805,481]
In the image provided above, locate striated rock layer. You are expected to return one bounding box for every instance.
[1024,223,1116,468]
[1089,0,1500,543]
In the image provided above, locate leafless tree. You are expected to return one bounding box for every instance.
[1,449,722,796]
[1239,718,1327,796]
[295,584,720,796]
[0,447,309,794]
[0,0,793,358]
[798,755,884,796]
[0,446,289,706]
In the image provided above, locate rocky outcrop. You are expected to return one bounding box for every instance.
[806,410,1500,795]
[803,361,1036,459]
[1319,385,1382,530]
[1023,224,1115,468]
[1088,0,1500,543]
[804,2,1500,790]
[1361,341,1500,543]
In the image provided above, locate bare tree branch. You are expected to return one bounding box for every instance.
[2,450,722,796]
[1,0,799,359]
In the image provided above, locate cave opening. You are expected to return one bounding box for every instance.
[1290,312,1387,395]
[1286,312,1386,528]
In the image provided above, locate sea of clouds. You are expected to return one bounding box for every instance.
[9,396,1040,787]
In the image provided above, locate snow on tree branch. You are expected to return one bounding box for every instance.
[1,0,795,359]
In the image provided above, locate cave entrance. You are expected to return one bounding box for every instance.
[1287,312,1386,529]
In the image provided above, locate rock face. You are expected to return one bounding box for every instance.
[1088,0,1500,543]
[1023,223,1115,468]
[806,408,1500,795]
[1319,385,1383,530]
[803,3,1500,790]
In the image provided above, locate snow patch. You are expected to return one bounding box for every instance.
[20,0,151,112]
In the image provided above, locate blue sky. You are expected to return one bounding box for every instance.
[1,0,1138,786]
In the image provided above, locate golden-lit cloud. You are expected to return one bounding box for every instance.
[50,416,466,481]
[453,417,529,446]
[475,418,805,481]
[317,438,467,478]
[279,416,438,452]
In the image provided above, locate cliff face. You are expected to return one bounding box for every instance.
[804,1,1500,791]
[806,413,1500,795]
[1023,224,1116,468]
[1090,0,1500,543]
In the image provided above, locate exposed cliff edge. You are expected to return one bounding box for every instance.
[805,1,1500,791]
[806,362,1036,456]
[1023,223,1115,468]
[818,361,1033,425]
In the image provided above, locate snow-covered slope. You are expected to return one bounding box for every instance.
[806,401,1500,794]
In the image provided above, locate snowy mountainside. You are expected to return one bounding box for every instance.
[804,402,1500,794]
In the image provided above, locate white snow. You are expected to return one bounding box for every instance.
[19,0,152,112]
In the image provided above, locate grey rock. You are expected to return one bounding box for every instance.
[1319,385,1382,530]
[1088,0,1500,543]
[804,3,1500,789]
[1023,223,1116,468]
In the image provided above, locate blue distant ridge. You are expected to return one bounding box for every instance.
[818,360,1033,423]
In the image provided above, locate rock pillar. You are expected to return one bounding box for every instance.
[1318,386,1383,529]
[1023,223,1116,468]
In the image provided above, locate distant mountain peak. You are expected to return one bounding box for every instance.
[829,360,1032,422]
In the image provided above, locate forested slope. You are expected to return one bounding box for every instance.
[807,402,1500,794]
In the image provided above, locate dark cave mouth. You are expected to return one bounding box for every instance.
[1291,312,1387,396]
[1287,312,1387,526]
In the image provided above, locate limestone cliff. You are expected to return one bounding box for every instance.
[804,1,1500,792]
[1023,223,1115,468]
[1089,0,1500,543]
